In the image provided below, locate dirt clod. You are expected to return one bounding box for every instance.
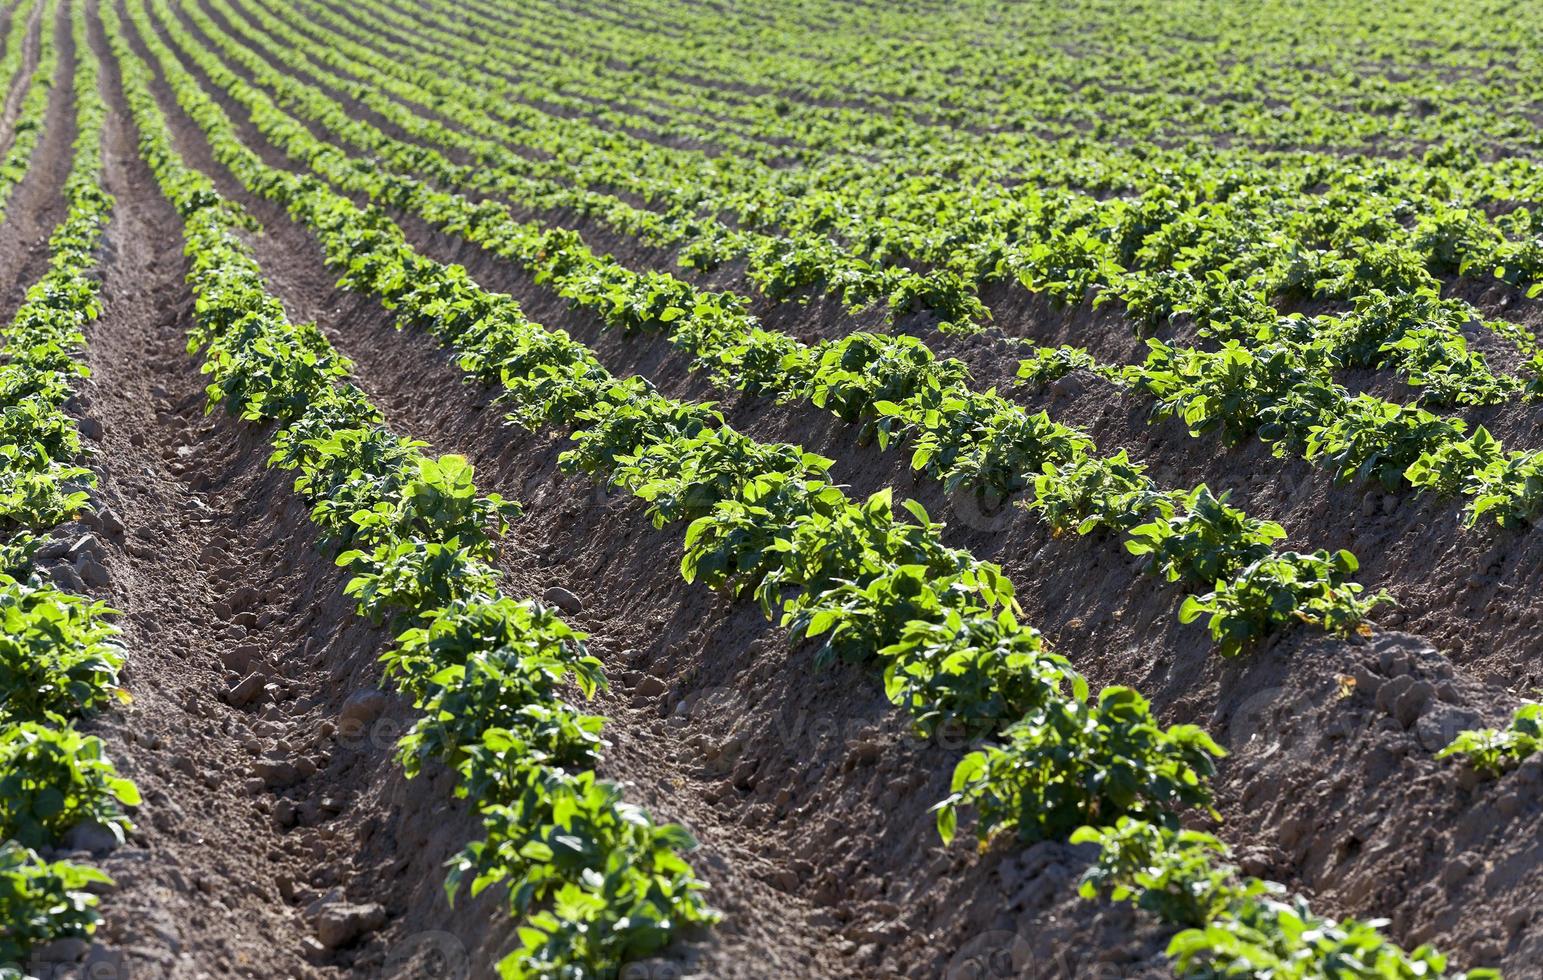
[315,901,388,950]
[543,584,583,613]
[225,671,267,707]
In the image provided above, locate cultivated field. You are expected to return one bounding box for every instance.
[1,0,1541,977]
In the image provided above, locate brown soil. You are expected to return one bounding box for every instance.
[7,1,1539,978]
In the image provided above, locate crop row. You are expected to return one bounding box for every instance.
[122,2,1494,974]
[101,2,721,974]
[0,0,54,218]
[1024,336,1543,528]
[1,0,36,102]
[1,0,41,139]
[204,0,1543,530]
[1,4,138,971]
[155,0,1391,658]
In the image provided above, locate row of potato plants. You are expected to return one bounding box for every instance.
[0,0,37,92]
[203,0,1543,530]
[128,5,1497,973]
[357,5,1543,365]
[159,0,1389,659]
[1026,336,1543,529]
[101,3,722,975]
[1,0,28,60]
[315,0,808,169]
[1,4,138,970]
[0,0,55,218]
[353,0,1036,170]
[0,0,41,137]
